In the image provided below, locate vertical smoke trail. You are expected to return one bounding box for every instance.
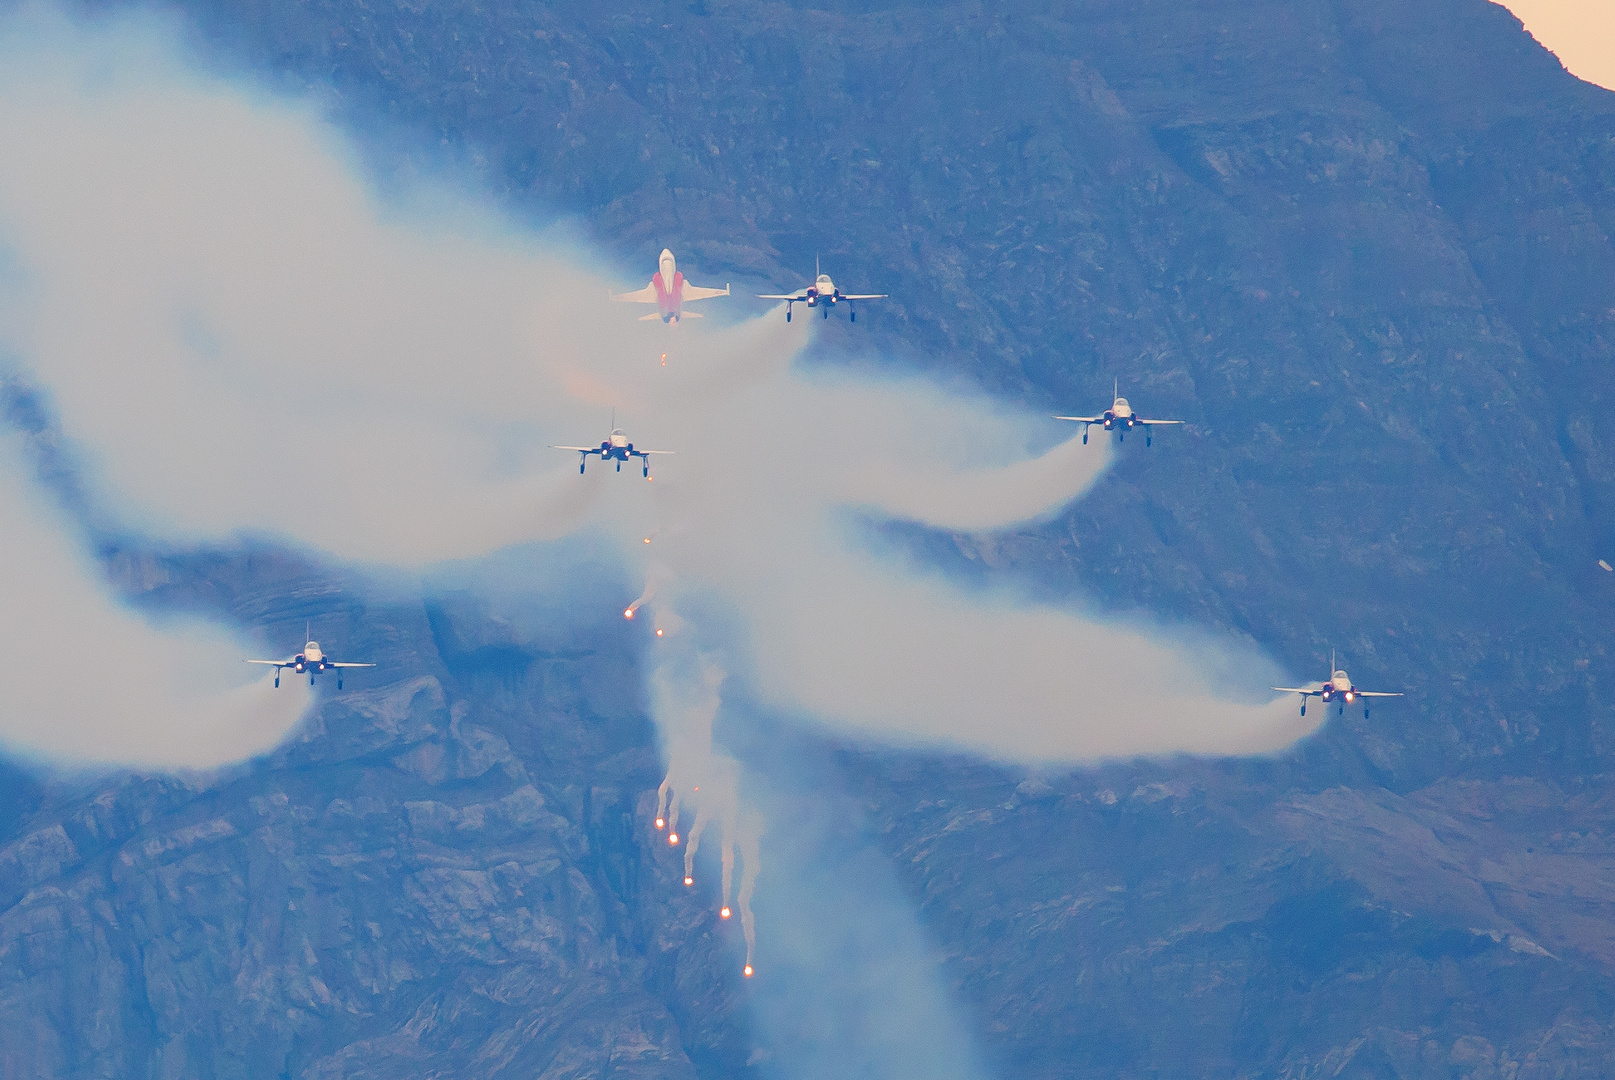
[736,807,762,976]
[644,606,763,974]
[683,754,738,888]
[681,798,709,886]
[655,771,682,844]
[719,781,741,921]
[650,637,721,857]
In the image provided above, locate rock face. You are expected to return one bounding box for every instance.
[835,749,1615,1078]
[3,0,1615,1075]
[164,0,1615,783]
[0,554,751,1078]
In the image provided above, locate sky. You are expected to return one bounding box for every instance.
[1497,0,1615,90]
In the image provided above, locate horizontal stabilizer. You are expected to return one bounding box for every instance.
[680,310,704,319]
[637,312,665,321]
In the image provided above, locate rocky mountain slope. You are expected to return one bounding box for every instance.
[2,0,1614,1075]
[162,0,1615,784]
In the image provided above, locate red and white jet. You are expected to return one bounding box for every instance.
[611,248,730,324]
[758,258,887,322]
[1055,381,1183,446]
[1272,651,1402,718]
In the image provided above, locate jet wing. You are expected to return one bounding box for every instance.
[1271,686,1323,696]
[635,450,675,456]
[1054,414,1104,424]
[328,662,376,669]
[840,293,888,300]
[1356,691,1403,697]
[611,282,659,303]
[682,283,730,301]
[552,445,601,452]
[247,659,293,668]
[1138,419,1184,426]
[758,291,809,301]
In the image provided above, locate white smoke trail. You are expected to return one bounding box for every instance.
[0,11,1354,1072]
[645,614,762,972]
[0,11,1317,764]
[735,807,762,975]
[0,431,313,766]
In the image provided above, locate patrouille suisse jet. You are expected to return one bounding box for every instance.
[1055,381,1184,445]
[1272,651,1403,718]
[611,248,730,323]
[759,259,887,322]
[553,426,673,477]
[248,627,374,688]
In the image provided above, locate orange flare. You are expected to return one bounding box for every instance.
[624,608,635,619]
[643,537,652,544]
[655,627,664,637]
[654,817,665,829]
[743,965,753,977]
[720,906,731,919]
[668,833,680,845]
[684,876,694,886]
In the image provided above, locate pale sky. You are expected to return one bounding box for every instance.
[1497,0,1615,91]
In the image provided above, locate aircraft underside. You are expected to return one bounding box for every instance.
[789,295,858,322]
[1083,418,1155,445]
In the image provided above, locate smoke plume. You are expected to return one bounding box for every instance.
[0,9,1319,766]
[0,431,311,766]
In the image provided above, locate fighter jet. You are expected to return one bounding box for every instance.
[553,425,673,477]
[758,258,887,322]
[248,626,374,688]
[1272,651,1403,718]
[611,248,730,323]
[1055,381,1184,446]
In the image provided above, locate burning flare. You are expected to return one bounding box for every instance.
[651,634,762,979]
[625,582,655,622]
